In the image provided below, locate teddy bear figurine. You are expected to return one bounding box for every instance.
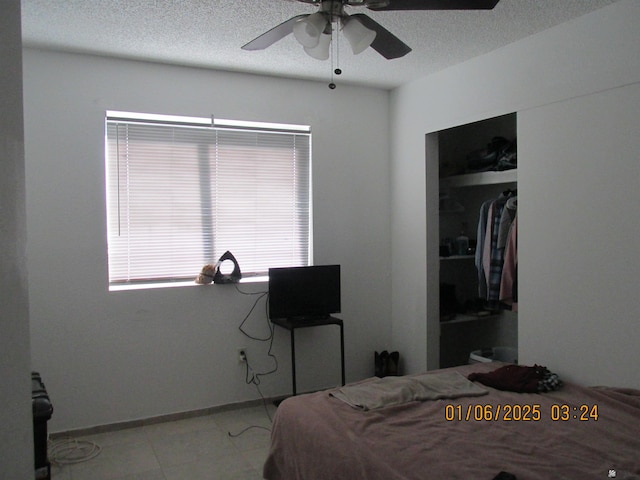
[195,263,217,284]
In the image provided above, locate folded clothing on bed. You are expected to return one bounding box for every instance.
[330,371,488,410]
[468,364,562,393]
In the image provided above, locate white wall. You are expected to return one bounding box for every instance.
[23,50,392,432]
[0,1,34,478]
[518,84,640,388]
[390,0,640,387]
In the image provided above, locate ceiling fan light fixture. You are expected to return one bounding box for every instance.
[304,31,332,60]
[293,12,328,48]
[342,16,377,55]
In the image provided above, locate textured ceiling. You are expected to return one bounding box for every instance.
[21,0,617,89]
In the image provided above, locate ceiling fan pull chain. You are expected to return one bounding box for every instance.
[335,16,340,71]
[329,16,337,89]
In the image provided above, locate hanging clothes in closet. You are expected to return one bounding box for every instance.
[475,190,518,311]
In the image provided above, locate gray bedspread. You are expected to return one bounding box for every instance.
[330,371,488,410]
[263,363,640,480]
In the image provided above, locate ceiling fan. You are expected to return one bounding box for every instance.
[242,0,501,60]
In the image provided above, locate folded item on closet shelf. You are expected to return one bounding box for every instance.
[466,137,517,173]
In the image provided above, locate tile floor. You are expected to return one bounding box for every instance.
[49,403,275,480]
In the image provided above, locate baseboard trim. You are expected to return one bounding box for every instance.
[50,396,286,439]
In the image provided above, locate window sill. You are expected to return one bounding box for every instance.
[109,275,268,292]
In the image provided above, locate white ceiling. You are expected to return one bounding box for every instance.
[21,0,617,89]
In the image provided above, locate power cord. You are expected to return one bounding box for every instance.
[233,284,278,381]
[227,349,277,438]
[228,350,274,438]
[228,285,278,438]
[48,437,101,465]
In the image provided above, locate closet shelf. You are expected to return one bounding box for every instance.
[440,255,475,261]
[441,314,499,325]
[440,169,517,189]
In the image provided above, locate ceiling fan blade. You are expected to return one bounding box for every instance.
[367,0,499,11]
[350,13,411,59]
[242,14,309,51]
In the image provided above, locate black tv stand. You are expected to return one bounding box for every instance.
[284,314,330,325]
[271,316,345,396]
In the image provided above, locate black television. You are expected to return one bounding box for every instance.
[268,265,341,321]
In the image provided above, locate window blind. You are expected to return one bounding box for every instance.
[105,113,311,286]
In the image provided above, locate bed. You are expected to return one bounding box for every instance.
[263,362,640,480]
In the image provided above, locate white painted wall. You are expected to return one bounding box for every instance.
[390,0,640,387]
[0,1,34,478]
[23,50,391,431]
[518,84,640,388]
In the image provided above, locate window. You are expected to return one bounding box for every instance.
[105,111,311,288]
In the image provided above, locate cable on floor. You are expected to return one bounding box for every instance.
[48,437,102,465]
[227,353,276,439]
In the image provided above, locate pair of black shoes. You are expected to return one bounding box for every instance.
[375,350,399,377]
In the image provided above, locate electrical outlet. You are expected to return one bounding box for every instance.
[238,348,247,364]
